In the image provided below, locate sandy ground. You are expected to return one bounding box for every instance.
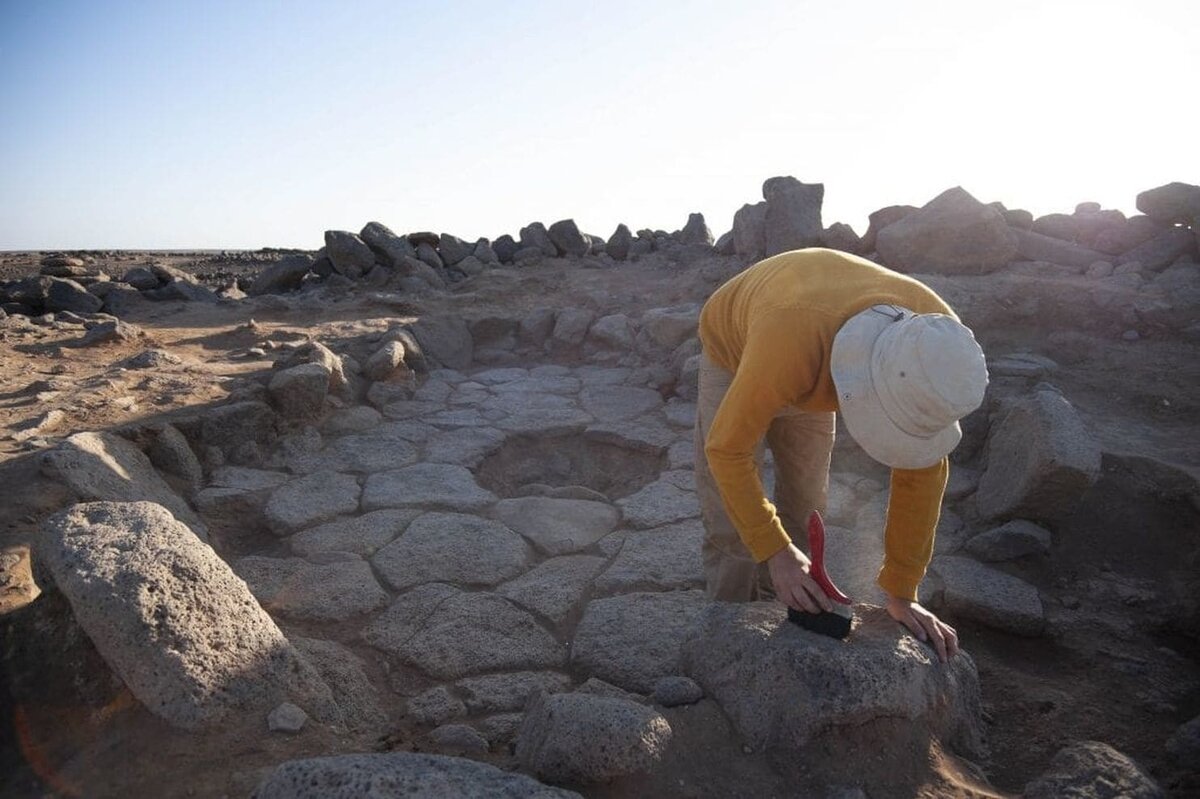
[0,250,1197,798]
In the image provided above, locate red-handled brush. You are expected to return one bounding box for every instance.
[787,510,855,639]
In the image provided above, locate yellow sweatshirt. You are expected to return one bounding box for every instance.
[698,248,955,601]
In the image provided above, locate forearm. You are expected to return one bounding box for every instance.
[877,457,948,601]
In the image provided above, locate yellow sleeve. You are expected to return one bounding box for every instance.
[877,457,948,601]
[704,308,827,562]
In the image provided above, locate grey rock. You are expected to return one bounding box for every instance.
[861,205,919,254]
[977,388,1101,521]
[822,222,862,253]
[45,277,103,313]
[411,314,472,370]
[289,427,419,474]
[548,308,595,352]
[876,187,1017,274]
[456,671,573,714]
[122,266,161,290]
[497,554,607,623]
[322,405,383,434]
[235,555,388,621]
[253,753,581,799]
[640,305,699,351]
[930,556,1045,636]
[473,238,498,263]
[407,686,466,725]
[428,723,489,753]
[249,255,313,295]
[572,591,712,692]
[1136,181,1200,225]
[1013,228,1110,269]
[517,692,672,784]
[964,520,1052,561]
[454,254,486,277]
[371,511,531,591]
[594,519,703,595]
[360,221,417,266]
[147,278,220,303]
[492,234,519,262]
[519,307,556,345]
[617,472,699,529]
[520,222,558,257]
[38,502,335,730]
[679,212,713,246]
[289,508,418,557]
[146,424,203,493]
[268,702,307,733]
[587,313,635,350]
[268,363,330,420]
[416,242,443,270]
[363,584,565,679]
[714,230,735,254]
[762,176,824,256]
[362,463,496,512]
[682,603,984,757]
[606,224,633,260]
[1023,740,1164,799]
[263,470,361,535]
[548,219,589,256]
[493,497,620,555]
[324,231,375,279]
[274,341,355,399]
[424,426,505,468]
[1116,226,1196,271]
[290,636,388,733]
[123,348,182,369]
[652,675,703,707]
[1166,715,1200,767]
[438,233,472,266]
[364,340,409,382]
[398,254,445,289]
[42,431,208,540]
[512,246,544,264]
[580,384,663,422]
[732,201,767,258]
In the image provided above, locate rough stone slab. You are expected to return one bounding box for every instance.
[617,473,699,529]
[594,520,703,595]
[494,408,593,435]
[362,464,496,512]
[289,429,419,474]
[456,671,573,714]
[490,374,581,396]
[930,556,1045,636]
[268,702,307,733]
[428,723,489,753]
[268,363,330,420]
[497,555,607,623]
[682,603,984,758]
[423,426,505,467]
[37,501,335,730]
[321,405,383,435]
[264,471,361,535]
[42,431,208,540]
[663,400,697,429]
[572,591,713,692]
[976,388,1101,521]
[407,685,466,725]
[363,584,565,680]
[291,636,388,733]
[1024,741,1164,799]
[1012,228,1109,269]
[517,692,672,784]
[652,676,704,707]
[584,421,674,454]
[963,520,1052,562]
[580,385,663,422]
[253,753,581,799]
[471,366,529,384]
[640,306,700,351]
[411,315,473,370]
[492,497,619,556]
[289,508,420,558]
[235,556,389,621]
[209,465,289,492]
[371,512,531,591]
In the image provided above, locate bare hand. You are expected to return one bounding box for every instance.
[767,544,832,615]
[886,595,959,662]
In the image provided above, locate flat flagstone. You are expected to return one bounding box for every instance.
[264,471,361,534]
[235,556,389,621]
[580,385,664,422]
[424,427,506,467]
[497,555,608,623]
[371,512,532,591]
[617,472,699,529]
[490,375,582,396]
[593,520,704,596]
[362,463,496,512]
[363,584,566,680]
[495,409,592,435]
[493,497,620,555]
[289,508,421,557]
[470,367,529,384]
[289,431,419,474]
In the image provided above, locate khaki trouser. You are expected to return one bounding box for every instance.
[695,353,836,602]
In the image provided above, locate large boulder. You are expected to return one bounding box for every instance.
[267,362,330,420]
[45,277,103,313]
[1136,181,1200,226]
[248,255,313,296]
[682,603,984,760]
[1116,226,1196,270]
[42,431,208,539]
[732,201,768,258]
[410,314,473,369]
[606,224,633,260]
[860,205,918,254]
[875,187,1018,274]
[1023,741,1164,799]
[678,212,713,246]
[323,231,375,279]
[762,177,824,256]
[360,221,417,266]
[928,556,1045,636]
[976,387,1101,521]
[520,222,558,257]
[253,753,580,799]
[517,692,673,784]
[547,219,589,257]
[1012,229,1109,269]
[37,502,335,730]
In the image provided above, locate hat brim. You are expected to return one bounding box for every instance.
[831,306,961,470]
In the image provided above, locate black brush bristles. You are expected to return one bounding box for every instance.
[787,604,853,640]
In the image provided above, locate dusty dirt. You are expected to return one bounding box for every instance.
[1,250,1198,798]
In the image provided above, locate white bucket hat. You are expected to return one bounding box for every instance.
[831,305,988,469]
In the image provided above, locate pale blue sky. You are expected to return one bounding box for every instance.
[1,0,1196,249]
